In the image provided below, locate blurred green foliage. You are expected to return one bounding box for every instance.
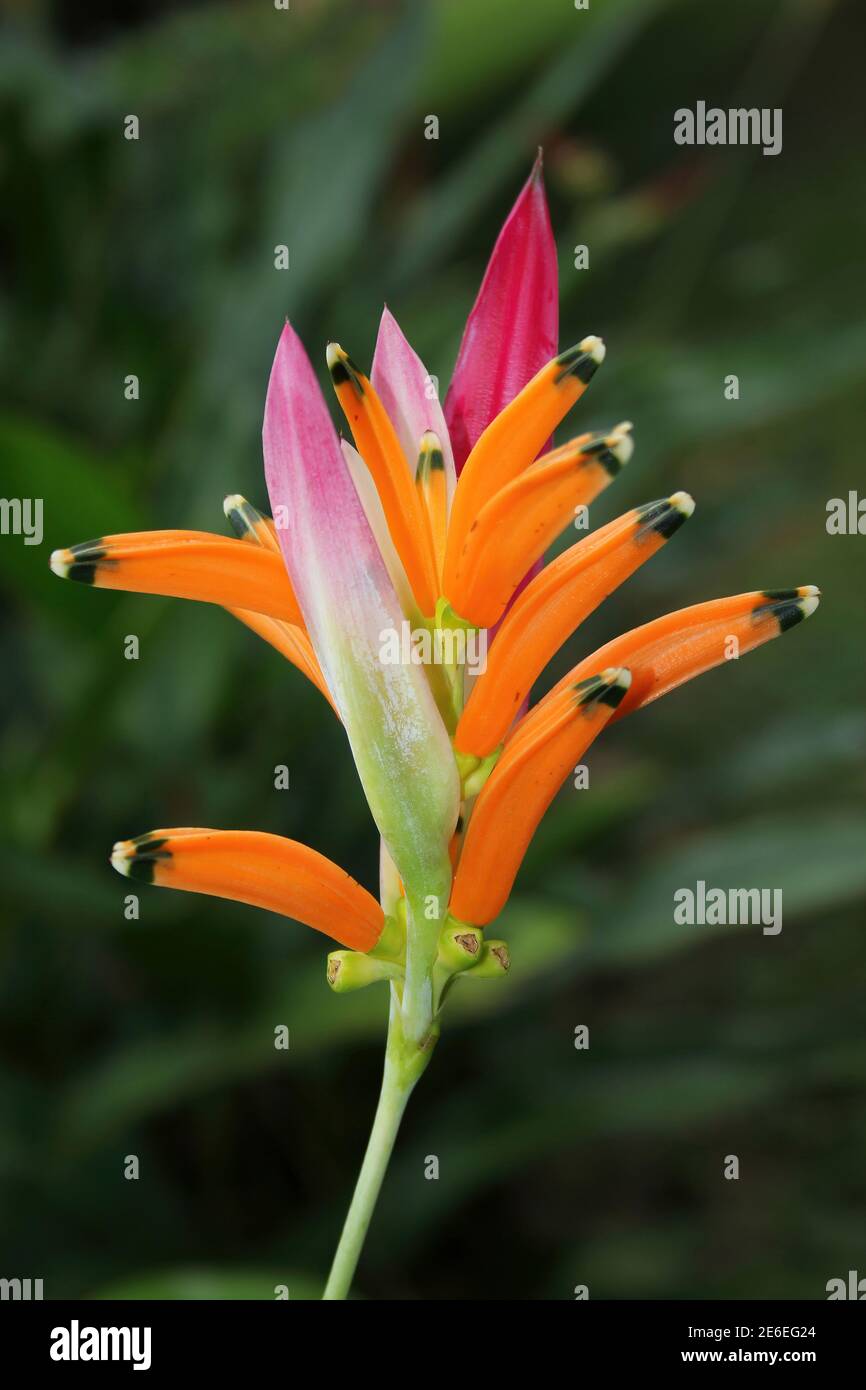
[1,0,864,1300]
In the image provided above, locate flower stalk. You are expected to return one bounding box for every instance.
[48,156,820,1303]
[323,991,438,1300]
[401,875,450,1047]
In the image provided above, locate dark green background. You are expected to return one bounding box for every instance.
[1,0,864,1299]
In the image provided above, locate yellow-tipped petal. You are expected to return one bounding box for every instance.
[455,492,694,755]
[326,343,440,616]
[50,529,304,627]
[446,424,633,627]
[416,430,448,588]
[450,669,631,927]
[110,828,383,952]
[507,586,821,761]
[444,335,606,590]
[221,495,333,703]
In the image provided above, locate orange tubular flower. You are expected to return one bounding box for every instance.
[49,529,305,624]
[455,492,695,757]
[416,431,448,588]
[326,343,440,616]
[451,669,632,927]
[519,585,821,735]
[48,156,821,1302]
[445,423,634,629]
[442,334,606,596]
[454,587,819,931]
[111,830,383,953]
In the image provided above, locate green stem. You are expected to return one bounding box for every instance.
[401,869,451,1045]
[401,902,436,1044]
[322,991,435,1299]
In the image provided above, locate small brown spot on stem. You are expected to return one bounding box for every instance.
[455,932,480,956]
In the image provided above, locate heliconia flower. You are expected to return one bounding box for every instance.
[49,157,821,1301]
[47,158,820,975]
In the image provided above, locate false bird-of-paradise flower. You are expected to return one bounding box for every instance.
[50,156,819,1301]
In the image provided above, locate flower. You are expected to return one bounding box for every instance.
[49,157,819,1011]
[49,154,820,1299]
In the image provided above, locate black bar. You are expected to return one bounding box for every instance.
[1,1298,862,1374]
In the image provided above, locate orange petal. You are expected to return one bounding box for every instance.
[223,495,333,706]
[110,828,383,952]
[446,424,633,626]
[416,431,448,588]
[443,336,606,593]
[450,669,630,927]
[508,586,821,761]
[326,344,439,615]
[50,530,304,626]
[455,493,694,755]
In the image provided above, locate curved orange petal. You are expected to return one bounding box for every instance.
[450,669,631,927]
[223,495,333,706]
[416,431,448,589]
[446,424,633,627]
[111,828,383,953]
[455,493,694,756]
[443,336,606,592]
[507,586,821,762]
[326,344,439,615]
[50,530,304,626]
